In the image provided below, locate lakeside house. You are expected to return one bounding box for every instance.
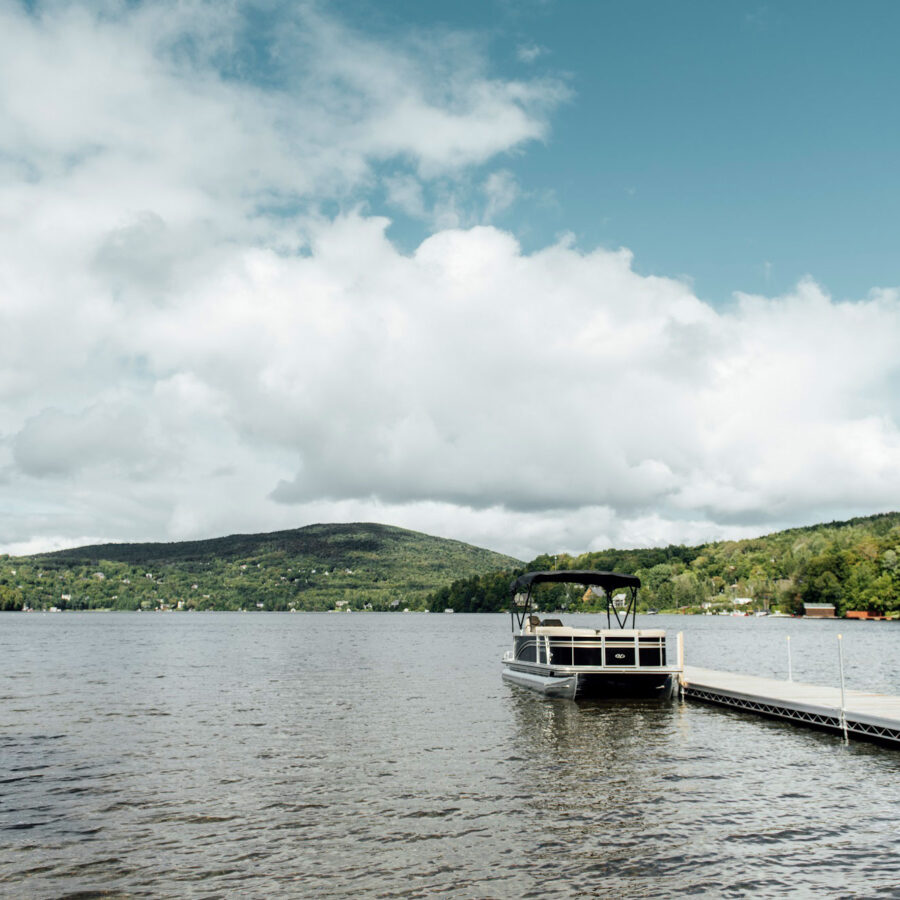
[803,603,836,618]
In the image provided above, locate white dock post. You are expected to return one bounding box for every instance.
[838,633,848,743]
[677,631,684,697]
[787,635,792,682]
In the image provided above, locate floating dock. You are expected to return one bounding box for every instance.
[682,665,900,747]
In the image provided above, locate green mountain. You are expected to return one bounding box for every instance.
[0,523,521,612]
[7,512,900,616]
[426,511,900,617]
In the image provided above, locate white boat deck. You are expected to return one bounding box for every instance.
[682,665,900,746]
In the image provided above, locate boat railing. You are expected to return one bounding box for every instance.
[560,632,663,668]
[516,631,682,669]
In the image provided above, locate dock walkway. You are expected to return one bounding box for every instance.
[682,665,900,747]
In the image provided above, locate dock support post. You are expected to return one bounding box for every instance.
[787,635,792,682]
[677,631,684,698]
[838,633,848,743]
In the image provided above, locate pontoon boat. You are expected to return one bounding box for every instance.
[501,570,682,700]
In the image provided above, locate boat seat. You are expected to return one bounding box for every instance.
[541,618,563,627]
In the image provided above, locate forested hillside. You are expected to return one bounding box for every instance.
[5,513,900,616]
[0,523,520,612]
[426,512,900,616]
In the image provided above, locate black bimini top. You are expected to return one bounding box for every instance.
[509,570,641,596]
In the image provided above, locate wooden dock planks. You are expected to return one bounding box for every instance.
[682,665,900,747]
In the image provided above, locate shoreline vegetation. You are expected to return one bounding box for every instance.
[426,512,900,619]
[2,514,900,618]
[0,523,518,614]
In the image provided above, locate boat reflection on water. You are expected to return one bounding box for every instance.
[504,687,690,879]
[509,688,685,761]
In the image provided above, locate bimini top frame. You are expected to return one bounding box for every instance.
[509,570,642,632]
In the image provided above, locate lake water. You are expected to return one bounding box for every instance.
[3,612,900,898]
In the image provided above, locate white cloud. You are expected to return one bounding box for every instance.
[383,169,521,229]
[2,1,900,561]
[383,174,427,219]
[517,43,545,64]
[482,169,519,220]
[12,404,154,477]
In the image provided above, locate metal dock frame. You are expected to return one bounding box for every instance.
[681,665,900,748]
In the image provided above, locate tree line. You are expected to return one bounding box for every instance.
[426,513,900,616]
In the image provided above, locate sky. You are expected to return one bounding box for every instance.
[2,0,900,561]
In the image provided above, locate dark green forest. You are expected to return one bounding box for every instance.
[425,512,900,617]
[4,513,900,616]
[0,523,519,612]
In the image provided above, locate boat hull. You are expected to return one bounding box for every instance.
[574,671,677,700]
[501,668,579,698]
[502,664,678,700]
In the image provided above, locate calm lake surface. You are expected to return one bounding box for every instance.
[3,612,900,898]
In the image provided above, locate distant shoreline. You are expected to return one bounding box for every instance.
[5,608,898,621]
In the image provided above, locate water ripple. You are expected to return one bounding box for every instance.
[1,612,899,897]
